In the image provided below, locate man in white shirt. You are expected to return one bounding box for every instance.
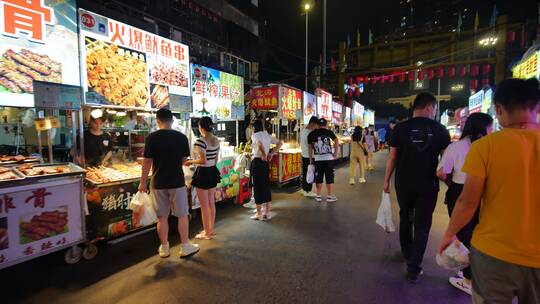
[300,116,319,197]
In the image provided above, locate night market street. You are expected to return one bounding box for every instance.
[3,152,469,304]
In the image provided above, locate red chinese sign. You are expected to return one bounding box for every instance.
[251,86,279,110]
[281,153,302,182]
[1,0,53,44]
[280,87,302,120]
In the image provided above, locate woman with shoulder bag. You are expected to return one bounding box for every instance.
[364,125,378,170]
[349,126,368,185]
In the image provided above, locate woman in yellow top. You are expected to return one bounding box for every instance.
[349,126,368,185]
[438,78,540,303]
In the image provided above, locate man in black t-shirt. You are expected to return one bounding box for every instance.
[383,93,450,282]
[139,109,199,259]
[308,118,340,202]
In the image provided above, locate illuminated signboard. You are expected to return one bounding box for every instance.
[251,86,278,110]
[345,107,351,125]
[79,9,191,109]
[468,90,484,114]
[279,86,302,120]
[353,101,364,126]
[481,88,493,114]
[512,50,539,80]
[0,0,80,107]
[303,91,317,124]
[191,64,243,120]
[316,89,331,120]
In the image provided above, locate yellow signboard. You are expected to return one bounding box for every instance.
[512,51,539,79]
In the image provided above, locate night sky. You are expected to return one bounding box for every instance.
[259,0,539,89]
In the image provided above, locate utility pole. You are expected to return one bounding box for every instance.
[305,10,309,91]
[323,0,327,76]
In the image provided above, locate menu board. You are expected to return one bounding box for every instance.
[0,179,83,269]
[303,92,316,124]
[0,0,80,107]
[279,86,302,120]
[512,51,539,80]
[191,64,243,120]
[316,89,332,120]
[79,9,191,109]
[251,86,279,110]
[468,90,484,114]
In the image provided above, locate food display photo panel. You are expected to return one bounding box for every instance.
[79,9,191,109]
[0,0,80,107]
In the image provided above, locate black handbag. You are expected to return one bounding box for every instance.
[356,140,368,156]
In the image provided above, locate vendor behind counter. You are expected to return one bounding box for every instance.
[76,116,112,167]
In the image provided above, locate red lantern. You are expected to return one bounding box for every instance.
[437,67,444,79]
[482,64,491,75]
[482,78,490,87]
[355,76,363,84]
[459,66,467,77]
[408,71,415,81]
[471,64,479,77]
[428,69,435,80]
[470,79,479,91]
[448,66,456,77]
[399,73,406,82]
[418,70,425,81]
[507,31,516,43]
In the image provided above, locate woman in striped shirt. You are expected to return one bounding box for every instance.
[187,116,221,240]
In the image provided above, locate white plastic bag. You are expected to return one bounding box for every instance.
[436,240,470,272]
[306,164,315,184]
[129,192,158,226]
[128,192,147,210]
[376,192,396,233]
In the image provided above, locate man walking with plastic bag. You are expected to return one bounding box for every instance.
[139,108,200,259]
[383,93,450,282]
[300,116,319,197]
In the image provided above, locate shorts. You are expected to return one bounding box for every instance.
[151,187,189,218]
[314,160,335,184]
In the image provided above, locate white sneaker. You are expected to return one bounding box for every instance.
[349,178,355,185]
[449,277,472,295]
[180,242,200,258]
[303,191,317,197]
[315,195,323,202]
[158,242,170,258]
[359,178,367,183]
[326,195,338,202]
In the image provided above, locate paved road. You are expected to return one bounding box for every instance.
[3,152,469,304]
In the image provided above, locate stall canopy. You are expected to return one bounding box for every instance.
[79,9,191,110]
[191,64,244,120]
[315,88,332,121]
[0,0,80,108]
[303,91,317,124]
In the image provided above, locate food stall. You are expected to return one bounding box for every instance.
[250,84,302,185]
[189,63,249,206]
[77,9,192,249]
[0,0,88,268]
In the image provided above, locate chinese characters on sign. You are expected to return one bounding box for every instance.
[280,153,302,182]
[468,90,484,114]
[251,86,279,110]
[280,87,302,120]
[316,89,332,120]
[190,64,243,120]
[0,0,80,108]
[512,51,539,80]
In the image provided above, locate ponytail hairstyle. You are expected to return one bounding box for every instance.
[460,112,493,143]
[494,78,540,112]
[198,116,213,132]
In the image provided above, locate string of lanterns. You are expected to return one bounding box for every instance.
[346,63,492,97]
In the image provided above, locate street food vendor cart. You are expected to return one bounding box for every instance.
[250,84,303,185]
[189,63,249,206]
[0,0,89,268]
[77,9,193,253]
